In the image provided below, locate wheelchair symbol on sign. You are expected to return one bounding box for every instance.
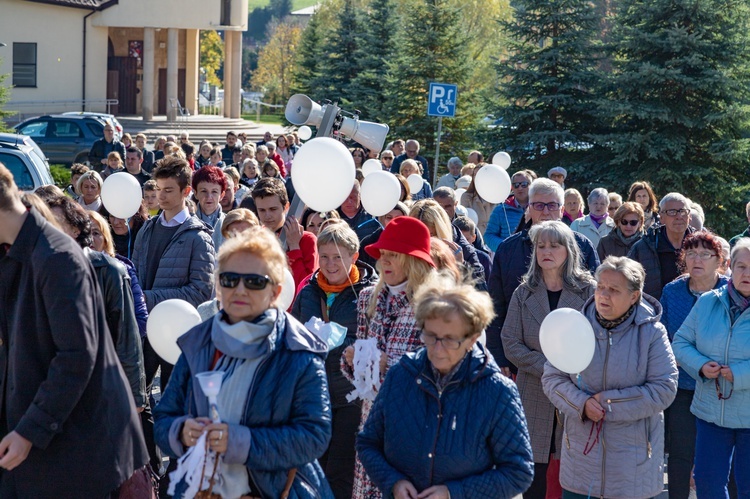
[436,97,454,115]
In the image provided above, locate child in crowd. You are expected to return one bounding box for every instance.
[142,179,160,217]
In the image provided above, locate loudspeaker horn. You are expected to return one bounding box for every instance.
[285,94,325,126]
[339,117,390,153]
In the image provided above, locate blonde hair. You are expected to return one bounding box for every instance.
[317,221,359,255]
[223,166,241,185]
[400,158,422,176]
[409,199,453,240]
[414,273,496,337]
[88,210,115,256]
[220,208,259,239]
[76,170,103,196]
[430,238,461,282]
[217,226,287,288]
[367,252,435,317]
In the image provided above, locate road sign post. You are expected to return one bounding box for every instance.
[427,83,457,187]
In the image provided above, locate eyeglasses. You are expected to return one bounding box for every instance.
[715,378,733,400]
[512,181,530,189]
[421,332,467,351]
[219,272,274,290]
[664,208,690,217]
[685,251,716,261]
[530,202,561,212]
[382,156,394,161]
[620,219,640,227]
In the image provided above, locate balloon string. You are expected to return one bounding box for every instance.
[127,217,132,260]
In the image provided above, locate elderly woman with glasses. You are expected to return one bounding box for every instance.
[542,256,678,499]
[357,275,534,499]
[502,221,595,499]
[673,238,750,499]
[570,188,615,248]
[596,201,645,261]
[154,227,334,498]
[660,231,729,499]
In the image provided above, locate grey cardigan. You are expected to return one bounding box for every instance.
[542,294,678,499]
[501,280,595,463]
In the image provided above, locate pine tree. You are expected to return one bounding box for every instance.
[493,0,603,171]
[599,0,750,236]
[346,0,395,122]
[316,0,362,106]
[290,11,325,101]
[383,0,479,168]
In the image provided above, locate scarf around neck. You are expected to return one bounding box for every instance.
[211,309,277,360]
[596,304,635,330]
[614,227,642,246]
[727,279,750,322]
[317,265,360,294]
[589,213,608,228]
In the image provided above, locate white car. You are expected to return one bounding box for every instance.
[0,133,54,191]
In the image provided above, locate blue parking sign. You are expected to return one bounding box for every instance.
[427,83,458,117]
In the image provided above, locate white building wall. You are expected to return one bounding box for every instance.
[93,0,248,30]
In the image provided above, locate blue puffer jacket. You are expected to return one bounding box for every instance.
[132,215,215,310]
[357,344,534,499]
[673,285,750,429]
[660,274,729,390]
[154,310,334,498]
[485,199,524,252]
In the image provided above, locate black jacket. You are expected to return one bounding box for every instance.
[88,138,126,170]
[291,261,378,407]
[0,210,147,497]
[88,250,146,408]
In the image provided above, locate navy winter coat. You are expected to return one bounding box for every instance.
[291,261,378,407]
[486,229,599,368]
[154,310,334,499]
[357,344,534,498]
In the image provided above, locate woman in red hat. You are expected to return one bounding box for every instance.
[341,217,437,499]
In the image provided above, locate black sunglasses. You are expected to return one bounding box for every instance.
[512,181,530,188]
[620,219,640,226]
[219,272,274,290]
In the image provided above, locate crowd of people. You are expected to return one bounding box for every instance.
[0,125,747,499]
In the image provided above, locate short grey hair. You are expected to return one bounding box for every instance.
[529,178,564,205]
[447,157,463,169]
[659,192,690,210]
[595,256,645,293]
[256,145,269,154]
[522,221,595,291]
[588,188,609,203]
[432,186,456,202]
[730,238,750,265]
[689,201,705,224]
[265,141,276,150]
[608,192,622,204]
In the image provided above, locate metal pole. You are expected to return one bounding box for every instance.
[433,116,442,188]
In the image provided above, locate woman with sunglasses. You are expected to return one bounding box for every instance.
[543,255,678,499]
[673,238,750,499]
[660,231,729,498]
[341,217,436,499]
[596,201,645,261]
[358,275,534,499]
[154,227,334,498]
[502,221,595,499]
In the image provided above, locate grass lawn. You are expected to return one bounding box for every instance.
[242,114,285,125]
[248,0,318,11]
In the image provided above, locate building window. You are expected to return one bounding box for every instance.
[221,0,232,25]
[13,43,37,88]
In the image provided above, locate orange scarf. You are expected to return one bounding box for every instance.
[317,265,360,294]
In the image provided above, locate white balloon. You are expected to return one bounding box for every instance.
[147,299,202,365]
[492,151,512,170]
[276,268,296,311]
[406,174,424,194]
[291,137,356,212]
[455,188,467,203]
[474,164,512,204]
[297,125,313,141]
[361,159,382,177]
[361,171,401,217]
[101,172,142,219]
[539,308,595,374]
[466,207,479,226]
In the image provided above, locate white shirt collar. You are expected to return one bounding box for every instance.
[158,206,190,227]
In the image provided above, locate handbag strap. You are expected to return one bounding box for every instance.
[320,297,330,323]
[280,468,297,499]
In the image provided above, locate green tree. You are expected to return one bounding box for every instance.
[251,19,304,104]
[597,0,750,236]
[200,30,225,87]
[0,65,12,132]
[492,0,603,171]
[383,0,480,168]
[270,0,293,18]
[316,0,362,106]
[290,11,325,101]
[347,0,395,122]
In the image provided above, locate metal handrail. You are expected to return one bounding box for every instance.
[5,99,119,116]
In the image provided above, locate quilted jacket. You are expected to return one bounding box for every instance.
[154,310,334,499]
[485,198,525,252]
[357,344,534,499]
[627,224,694,300]
[487,229,599,368]
[673,285,750,429]
[131,214,215,310]
[542,294,678,499]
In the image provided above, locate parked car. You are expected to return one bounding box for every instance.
[0,133,54,191]
[62,111,123,140]
[14,114,106,165]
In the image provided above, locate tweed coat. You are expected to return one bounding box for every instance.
[501,280,595,463]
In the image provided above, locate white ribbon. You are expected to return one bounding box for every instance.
[346,338,382,402]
